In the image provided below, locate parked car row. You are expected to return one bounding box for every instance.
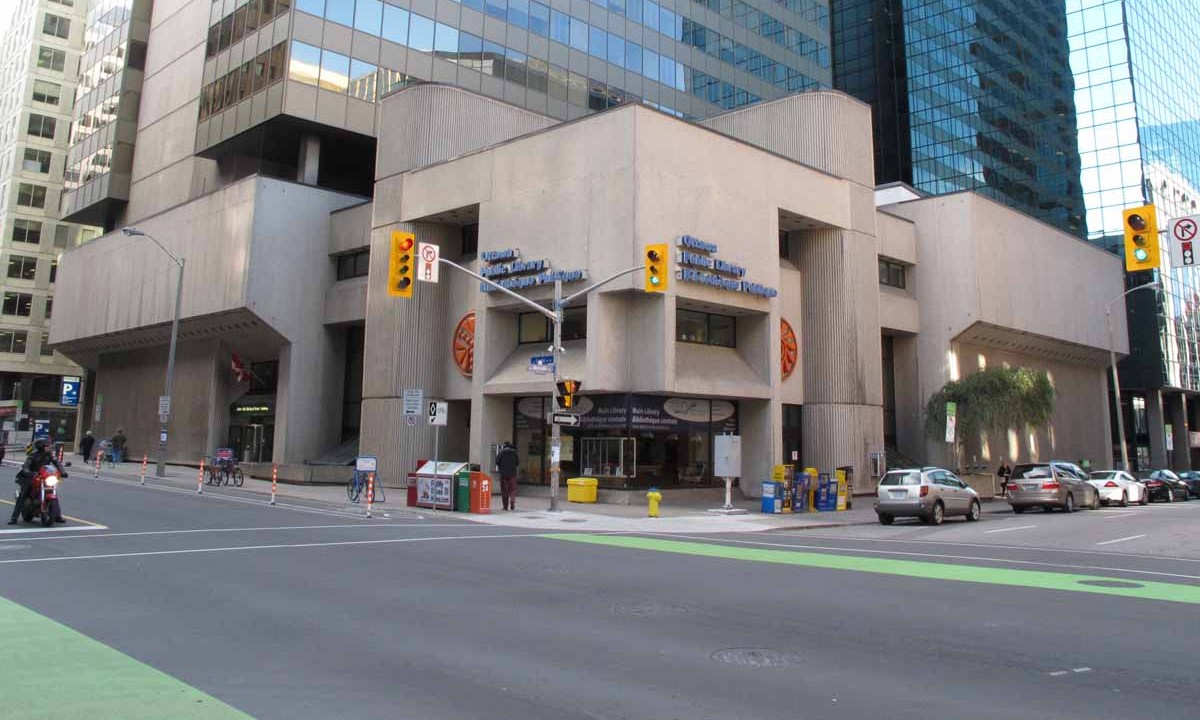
[875,462,1200,525]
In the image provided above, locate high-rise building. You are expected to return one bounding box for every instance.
[0,0,98,446]
[833,0,1200,469]
[62,0,836,229]
[833,0,1085,236]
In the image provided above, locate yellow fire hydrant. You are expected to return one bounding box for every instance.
[646,488,662,518]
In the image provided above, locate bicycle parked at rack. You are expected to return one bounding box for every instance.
[204,453,244,487]
[347,470,384,504]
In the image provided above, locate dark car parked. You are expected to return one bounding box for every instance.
[1139,470,1191,503]
[1176,471,1200,499]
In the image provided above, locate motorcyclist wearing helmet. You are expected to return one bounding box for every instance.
[8,439,67,524]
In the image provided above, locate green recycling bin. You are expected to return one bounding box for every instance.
[454,470,471,512]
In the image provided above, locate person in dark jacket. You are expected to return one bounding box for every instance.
[496,441,519,511]
[997,461,1012,495]
[111,429,127,464]
[79,431,95,462]
[8,439,67,524]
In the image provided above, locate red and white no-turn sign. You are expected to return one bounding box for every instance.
[418,242,440,283]
[1170,216,1200,267]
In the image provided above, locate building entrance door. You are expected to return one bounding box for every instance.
[242,424,267,462]
[782,404,803,470]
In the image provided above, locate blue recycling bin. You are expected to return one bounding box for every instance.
[761,481,782,513]
[793,473,811,512]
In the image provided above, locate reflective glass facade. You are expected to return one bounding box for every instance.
[1066,0,1200,392]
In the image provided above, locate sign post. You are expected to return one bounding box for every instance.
[428,401,447,510]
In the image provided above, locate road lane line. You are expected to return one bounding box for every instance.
[638,533,1200,582]
[1048,671,1069,677]
[0,522,474,544]
[985,524,1037,534]
[1097,534,1147,546]
[550,534,1200,605]
[766,533,1200,564]
[1073,667,1092,673]
[0,525,108,536]
[0,531,547,565]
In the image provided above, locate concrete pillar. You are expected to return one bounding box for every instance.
[798,228,884,493]
[1167,392,1190,471]
[298,135,320,185]
[1147,389,1168,469]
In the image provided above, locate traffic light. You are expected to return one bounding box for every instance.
[1123,205,1160,272]
[643,243,668,293]
[389,231,415,298]
[555,379,580,410]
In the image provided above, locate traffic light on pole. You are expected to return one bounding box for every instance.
[389,231,415,298]
[1123,205,1160,272]
[555,379,580,410]
[643,243,668,293]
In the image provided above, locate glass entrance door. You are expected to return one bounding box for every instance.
[242,424,265,462]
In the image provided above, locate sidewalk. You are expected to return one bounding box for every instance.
[74,461,1010,534]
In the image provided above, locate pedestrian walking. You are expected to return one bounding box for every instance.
[997,460,1012,495]
[111,429,127,464]
[496,441,519,511]
[79,431,95,462]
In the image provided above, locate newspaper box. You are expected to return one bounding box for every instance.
[414,461,466,510]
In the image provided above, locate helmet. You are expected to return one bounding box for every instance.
[33,439,48,452]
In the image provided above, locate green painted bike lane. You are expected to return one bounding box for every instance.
[545,534,1200,605]
[0,595,251,720]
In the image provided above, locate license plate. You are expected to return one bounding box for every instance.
[1021,483,1038,491]
[889,490,907,498]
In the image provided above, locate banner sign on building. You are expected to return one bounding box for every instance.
[674,235,778,298]
[945,402,957,443]
[516,394,738,433]
[478,248,588,293]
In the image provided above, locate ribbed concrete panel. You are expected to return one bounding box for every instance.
[697,91,874,187]
[376,84,556,181]
[359,221,460,483]
[802,403,885,493]
[800,228,883,406]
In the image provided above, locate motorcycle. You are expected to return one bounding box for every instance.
[16,465,68,527]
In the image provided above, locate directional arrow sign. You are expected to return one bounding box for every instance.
[552,413,580,427]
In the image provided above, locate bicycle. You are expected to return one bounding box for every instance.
[347,471,384,504]
[220,460,244,487]
[204,460,223,486]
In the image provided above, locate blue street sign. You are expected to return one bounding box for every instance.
[60,376,81,407]
[33,419,50,441]
[529,354,554,366]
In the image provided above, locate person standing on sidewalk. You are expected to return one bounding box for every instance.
[496,441,519,511]
[79,431,95,462]
[997,461,1012,496]
[111,429,127,464]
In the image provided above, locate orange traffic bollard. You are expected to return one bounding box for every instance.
[93,450,100,478]
[270,464,278,506]
[140,454,148,485]
[366,472,375,518]
[197,458,205,495]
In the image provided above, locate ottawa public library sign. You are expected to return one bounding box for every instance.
[477,235,776,298]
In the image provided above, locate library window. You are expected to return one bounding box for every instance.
[878,258,906,288]
[336,249,370,280]
[518,307,586,343]
[676,309,736,347]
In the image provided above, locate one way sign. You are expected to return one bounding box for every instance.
[428,401,448,426]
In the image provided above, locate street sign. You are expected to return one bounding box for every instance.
[551,413,579,426]
[405,415,417,427]
[528,354,555,374]
[1170,216,1199,267]
[356,455,378,473]
[60,376,80,407]
[159,431,168,444]
[159,414,169,424]
[402,388,423,416]
[33,419,49,441]
[418,243,440,283]
[714,435,741,478]
[158,395,171,416]
[428,400,448,426]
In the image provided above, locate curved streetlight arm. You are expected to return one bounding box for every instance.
[122,227,183,268]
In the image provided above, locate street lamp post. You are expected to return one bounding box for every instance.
[122,227,185,478]
[1107,279,1161,473]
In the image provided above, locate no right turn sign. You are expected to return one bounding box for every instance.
[1170,216,1199,266]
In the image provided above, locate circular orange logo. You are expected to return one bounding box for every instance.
[453,311,476,378]
[781,318,798,379]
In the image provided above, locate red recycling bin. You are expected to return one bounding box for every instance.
[469,472,491,514]
[406,473,418,507]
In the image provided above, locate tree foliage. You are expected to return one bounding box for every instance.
[925,366,1056,440]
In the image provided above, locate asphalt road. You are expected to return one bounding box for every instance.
[2,471,1199,720]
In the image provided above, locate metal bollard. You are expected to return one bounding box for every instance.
[270,464,278,506]
[140,454,148,485]
[197,458,205,494]
[366,472,375,518]
[93,450,100,478]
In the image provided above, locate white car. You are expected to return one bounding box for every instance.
[1087,470,1149,507]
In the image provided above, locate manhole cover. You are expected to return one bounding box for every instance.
[710,648,800,667]
[560,518,588,523]
[521,515,545,520]
[613,603,691,617]
[1078,579,1144,589]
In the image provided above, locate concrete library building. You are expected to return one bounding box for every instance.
[53,85,1125,494]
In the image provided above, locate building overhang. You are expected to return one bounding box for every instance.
[953,321,1114,367]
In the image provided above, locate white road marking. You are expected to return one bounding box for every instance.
[985,524,1037,534]
[0,523,475,544]
[1049,671,1069,677]
[1073,667,1092,673]
[650,534,1200,582]
[773,533,1200,564]
[1096,535,1147,546]
[0,524,108,536]
[0,531,547,565]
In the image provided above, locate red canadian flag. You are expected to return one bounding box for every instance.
[232,353,248,383]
